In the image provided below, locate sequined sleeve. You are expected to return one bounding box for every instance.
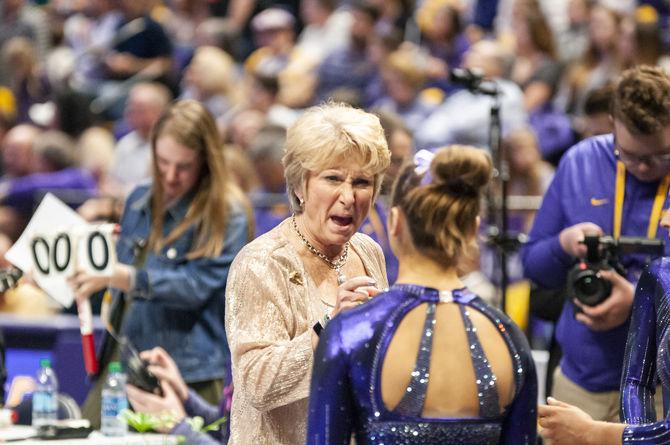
[621,267,660,424]
[500,310,538,445]
[623,420,670,443]
[306,316,354,445]
[225,249,313,412]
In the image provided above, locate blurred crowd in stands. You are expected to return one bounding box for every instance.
[0,0,666,316]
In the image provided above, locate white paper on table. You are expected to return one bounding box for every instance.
[5,193,86,308]
[0,425,37,441]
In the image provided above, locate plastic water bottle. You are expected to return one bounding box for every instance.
[101,362,128,437]
[32,358,58,428]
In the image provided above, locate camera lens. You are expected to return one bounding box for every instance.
[575,275,601,297]
[567,267,612,307]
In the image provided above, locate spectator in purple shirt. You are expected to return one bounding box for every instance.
[247,124,291,237]
[1,123,39,180]
[0,130,97,215]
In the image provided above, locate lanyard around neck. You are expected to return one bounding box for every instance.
[614,160,670,239]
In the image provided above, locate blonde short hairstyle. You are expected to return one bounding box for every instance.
[283,102,391,213]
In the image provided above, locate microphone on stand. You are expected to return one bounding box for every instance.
[450,68,499,96]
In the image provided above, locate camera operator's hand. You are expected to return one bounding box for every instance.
[573,269,634,331]
[559,223,604,258]
[127,380,186,432]
[139,347,189,403]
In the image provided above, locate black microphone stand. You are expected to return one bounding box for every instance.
[451,68,523,312]
[487,90,509,312]
[484,84,527,313]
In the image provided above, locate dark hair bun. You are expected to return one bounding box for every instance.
[443,177,478,197]
[388,144,492,269]
[430,145,492,197]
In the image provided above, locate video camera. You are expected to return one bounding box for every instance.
[566,235,664,307]
[119,338,162,396]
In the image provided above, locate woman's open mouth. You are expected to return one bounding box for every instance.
[331,215,354,227]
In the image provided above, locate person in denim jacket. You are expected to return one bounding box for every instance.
[71,99,253,427]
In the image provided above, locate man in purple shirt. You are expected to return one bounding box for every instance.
[522,65,670,421]
[0,129,97,239]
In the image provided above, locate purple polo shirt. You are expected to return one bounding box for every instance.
[522,134,670,392]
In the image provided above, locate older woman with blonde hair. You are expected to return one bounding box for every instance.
[225,102,391,444]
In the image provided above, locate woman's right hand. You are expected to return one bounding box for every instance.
[139,347,189,403]
[331,276,379,318]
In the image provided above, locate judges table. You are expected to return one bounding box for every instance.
[0,426,178,444]
[0,313,105,405]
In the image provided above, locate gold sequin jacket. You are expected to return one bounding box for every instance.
[225,219,388,444]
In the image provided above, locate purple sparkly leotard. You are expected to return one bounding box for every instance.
[621,258,670,443]
[306,284,537,445]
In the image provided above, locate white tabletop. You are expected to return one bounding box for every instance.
[0,426,178,444]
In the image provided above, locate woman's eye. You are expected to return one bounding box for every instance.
[325,175,341,182]
[354,179,372,187]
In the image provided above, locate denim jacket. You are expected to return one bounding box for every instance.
[103,184,249,383]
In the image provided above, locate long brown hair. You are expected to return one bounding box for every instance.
[148,100,252,259]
